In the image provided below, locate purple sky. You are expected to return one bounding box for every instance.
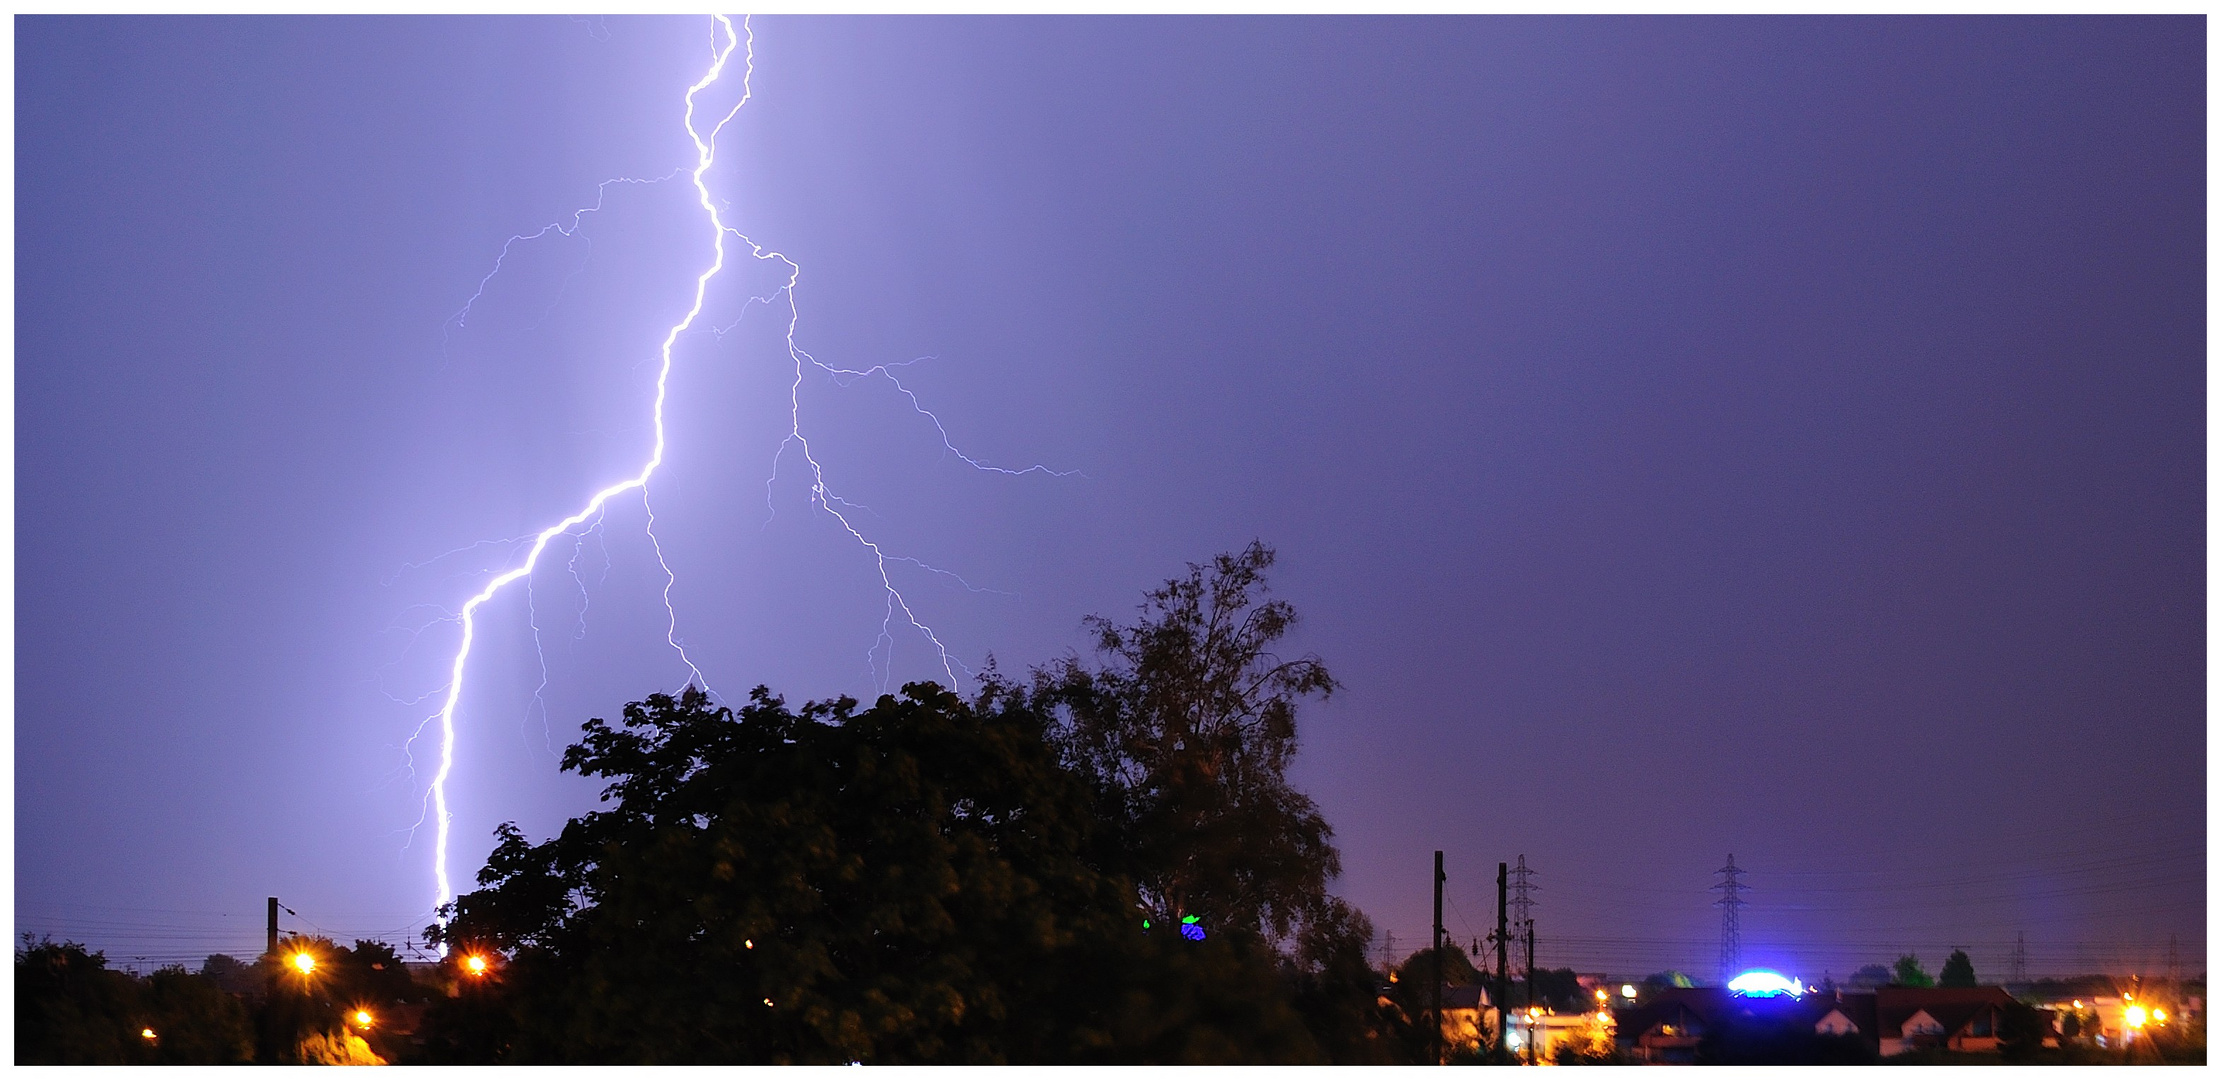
[18,16,2203,982]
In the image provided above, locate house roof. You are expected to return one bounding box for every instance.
[1875,986,2015,1038]
[1441,983,1488,1010]
[1811,991,1878,1039]
[1612,987,1735,1039]
[1617,985,2024,1045]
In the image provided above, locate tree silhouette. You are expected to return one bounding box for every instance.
[427,682,1338,1062]
[1024,541,1341,942]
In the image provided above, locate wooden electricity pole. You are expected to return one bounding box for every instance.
[1526,915,1538,1065]
[1432,850,1445,1065]
[1496,862,1509,1061]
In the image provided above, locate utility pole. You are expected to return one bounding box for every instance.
[1525,911,1538,1065]
[267,897,279,958]
[1495,862,1509,1061]
[1433,851,1445,1066]
[1713,855,1746,982]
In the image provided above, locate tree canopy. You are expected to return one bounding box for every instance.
[16,938,253,1065]
[1020,540,1341,943]
[427,682,1361,1062]
[1938,948,1977,987]
[420,544,1394,1063]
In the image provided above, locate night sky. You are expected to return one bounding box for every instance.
[18,16,2204,982]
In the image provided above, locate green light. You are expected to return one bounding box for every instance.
[1141,919,1151,929]
[1181,915,1199,924]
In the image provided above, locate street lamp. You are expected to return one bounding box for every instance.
[352,1009,375,1029]
[290,951,316,975]
[463,953,489,976]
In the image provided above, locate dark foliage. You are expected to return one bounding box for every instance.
[407,545,1407,1063]
[256,935,434,1063]
[1846,963,1893,988]
[1554,1037,1628,1065]
[1526,967,1591,1013]
[1022,541,1340,943]
[1695,1002,1879,1065]
[1937,948,1976,987]
[422,679,1374,1063]
[199,953,259,995]
[16,938,253,1064]
[1700,1027,1879,1065]
[427,683,1128,1061]
[1997,1000,2050,1062]
[1378,944,1490,1064]
[1286,898,1400,1063]
[1394,944,1483,988]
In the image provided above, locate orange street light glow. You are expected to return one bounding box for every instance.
[353,1010,374,1028]
[140,1028,156,1041]
[291,952,315,974]
[464,954,489,975]
[2125,1004,2148,1029]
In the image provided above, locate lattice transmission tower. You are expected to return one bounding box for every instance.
[2009,931,2028,983]
[1510,855,1539,1008]
[1713,855,1747,982]
[1509,855,1538,947]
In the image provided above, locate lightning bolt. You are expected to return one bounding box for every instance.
[733,238,1078,692]
[424,14,750,920]
[417,14,1073,927]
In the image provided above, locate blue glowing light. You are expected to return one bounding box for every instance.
[1727,971,1803,997]
[1148,915,1207,940]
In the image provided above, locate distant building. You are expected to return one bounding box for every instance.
[1870,986,2016,1056]
[1612,987,1724,1064]
[1811,991,1876,1042]
[1613,984,2023,1062]
[1506,1009,1599,1063]
[1438,983,1496,1056]
[2010,976,2203,1049]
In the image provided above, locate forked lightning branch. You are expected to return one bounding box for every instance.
[411,15,1063,930]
